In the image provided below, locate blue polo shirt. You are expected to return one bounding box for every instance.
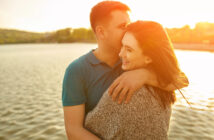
[62,49,123,114]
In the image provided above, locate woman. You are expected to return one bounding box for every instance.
[84,21,188,140]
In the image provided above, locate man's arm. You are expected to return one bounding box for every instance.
[63,104,100,140]
[108,68,189,104]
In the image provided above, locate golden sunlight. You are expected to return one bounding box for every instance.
[1,0,214,140]
[0,0,214,32]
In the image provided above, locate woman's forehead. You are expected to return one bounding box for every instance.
[122,32,138,47]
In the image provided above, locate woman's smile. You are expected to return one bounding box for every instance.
[122,60,129,65]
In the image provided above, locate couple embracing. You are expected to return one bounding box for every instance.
[62,1,189,140]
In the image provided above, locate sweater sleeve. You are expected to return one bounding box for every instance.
[84,86,171,140]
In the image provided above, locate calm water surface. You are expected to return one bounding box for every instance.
[0,43,213,140]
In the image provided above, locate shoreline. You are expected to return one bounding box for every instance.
[1,42,214,52]
[173,43,214,52]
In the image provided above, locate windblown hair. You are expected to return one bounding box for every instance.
[90,1,130,32]
[126,21,186,108]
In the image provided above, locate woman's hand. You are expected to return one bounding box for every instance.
[108,68,154,104]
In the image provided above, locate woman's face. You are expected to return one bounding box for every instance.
[119,32,152,71]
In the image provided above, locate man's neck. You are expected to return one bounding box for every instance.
[93,48,120,68]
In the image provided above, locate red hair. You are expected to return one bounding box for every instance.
[90,1,130,32]
[126,21,187,107]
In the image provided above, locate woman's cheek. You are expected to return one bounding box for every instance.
[126,52,132,61]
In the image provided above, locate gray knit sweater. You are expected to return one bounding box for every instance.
[84,85,172,140]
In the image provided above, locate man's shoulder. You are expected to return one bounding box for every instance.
[66,51,91,72]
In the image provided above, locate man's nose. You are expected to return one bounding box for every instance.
[119,48,124,58]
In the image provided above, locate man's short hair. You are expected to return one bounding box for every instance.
[90,1,130,32]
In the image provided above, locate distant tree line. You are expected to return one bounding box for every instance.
[42,28,96,43]
[0,29,44,44]
[0,28,96,44]
[0,22,214,44]
[166,22,214,44]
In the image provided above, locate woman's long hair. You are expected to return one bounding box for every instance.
[126,21,186,108]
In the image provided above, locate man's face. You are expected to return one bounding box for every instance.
[104,10,130,54]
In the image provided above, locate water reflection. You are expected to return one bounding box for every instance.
[174,50,214,112]
[0,44,213,139]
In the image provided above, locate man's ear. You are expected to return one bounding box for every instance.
[145,56,152,65]
[95,25,105,40]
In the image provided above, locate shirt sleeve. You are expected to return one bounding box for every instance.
[62,62,86,106]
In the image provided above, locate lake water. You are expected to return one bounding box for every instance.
[0,43,214,140]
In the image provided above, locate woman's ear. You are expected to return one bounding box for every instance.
[145,56,152,65]
[95,25,105,40]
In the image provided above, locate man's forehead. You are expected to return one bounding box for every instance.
[110,12,130,27]
[110,10,130,20]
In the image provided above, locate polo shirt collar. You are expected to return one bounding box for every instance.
[87,49,122,68]
[87,49,102,65]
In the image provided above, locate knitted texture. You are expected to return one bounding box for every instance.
[85,86,172,140]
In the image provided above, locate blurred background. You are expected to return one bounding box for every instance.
[0,0,214,140]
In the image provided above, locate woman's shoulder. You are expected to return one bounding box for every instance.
[131,85,171,110]
[132,85,157,103]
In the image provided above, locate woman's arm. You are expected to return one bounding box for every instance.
[108,68,189,103]
[63,104,100,140]
[145,70,189,91]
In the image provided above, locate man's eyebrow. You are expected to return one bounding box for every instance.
[124,45,133,50]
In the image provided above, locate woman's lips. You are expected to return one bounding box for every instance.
[122,61,129,65]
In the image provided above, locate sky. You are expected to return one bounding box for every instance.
[0,0,214,32]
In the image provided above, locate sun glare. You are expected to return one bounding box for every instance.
[0,0,214,32]
[123,0,214,29]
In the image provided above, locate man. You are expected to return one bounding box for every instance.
[62,1,188,140]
